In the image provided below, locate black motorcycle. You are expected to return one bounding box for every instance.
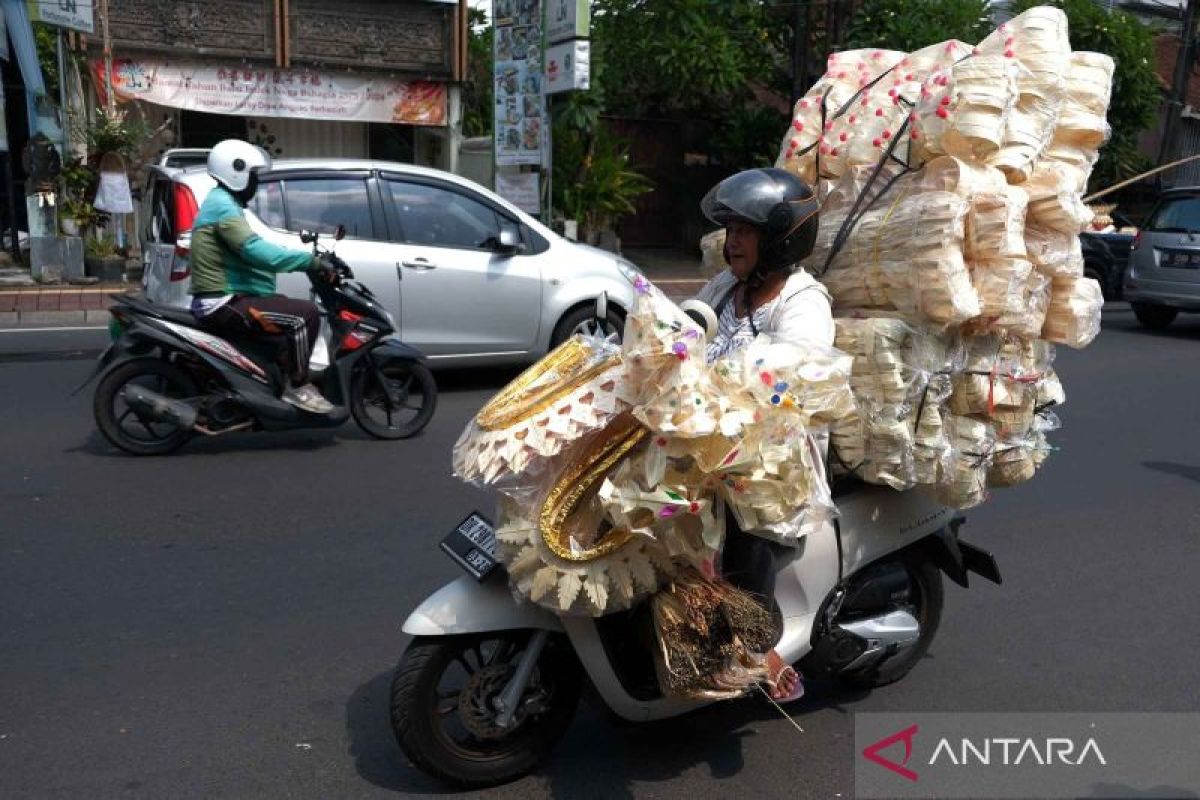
[83,227,436,455]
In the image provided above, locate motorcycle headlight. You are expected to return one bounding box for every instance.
[616,258,644,286]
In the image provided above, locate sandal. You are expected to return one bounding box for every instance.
[765,660,805,704]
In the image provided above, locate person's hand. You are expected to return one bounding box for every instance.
[311,255,339,284]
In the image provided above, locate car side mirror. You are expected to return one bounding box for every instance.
[491,223,523,255]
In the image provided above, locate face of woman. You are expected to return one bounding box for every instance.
[725,221,761,280]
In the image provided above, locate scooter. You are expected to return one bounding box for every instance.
[388,300,1003,789]
[82,226,436,455]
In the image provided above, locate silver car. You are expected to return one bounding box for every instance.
[140,159,641,366]
[1123,187,1200,331]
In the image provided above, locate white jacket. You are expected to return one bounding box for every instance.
[693,268,835,348]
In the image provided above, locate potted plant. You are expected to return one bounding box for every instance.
[59,158,97,237]
[85,236,125,282]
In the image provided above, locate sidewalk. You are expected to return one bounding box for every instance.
[0,284,137,327]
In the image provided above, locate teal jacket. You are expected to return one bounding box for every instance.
[188,185,316,296]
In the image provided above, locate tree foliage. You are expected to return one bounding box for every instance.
[843,0,993,53]
[1011,0,1160,188]
[462,8,495,138]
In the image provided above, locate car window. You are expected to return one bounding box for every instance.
[248,180,286,229]
[150,178,175,243]
[385,180,501,250]
[282,177,374,238]
[1147,196,1200,233]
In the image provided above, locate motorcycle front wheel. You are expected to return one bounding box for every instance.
[389,631,582,789]
[350,358,436,439]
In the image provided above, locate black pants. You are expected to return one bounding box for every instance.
[200,295,321,385]
[721,507,787,642]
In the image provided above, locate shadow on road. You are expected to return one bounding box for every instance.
[69,428,343,458]
[1142,461,1200,484]
[345,668,874,797]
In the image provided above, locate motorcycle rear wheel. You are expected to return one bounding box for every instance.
[93,358,198,456]
[390,632,581,789]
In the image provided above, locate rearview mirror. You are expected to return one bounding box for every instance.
[334,224,346,241]
[299,230,317,244]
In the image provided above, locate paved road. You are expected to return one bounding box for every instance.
[2,307,1198,799]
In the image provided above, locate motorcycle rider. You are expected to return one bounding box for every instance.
[695,167,831,702]
[188,139,335,414]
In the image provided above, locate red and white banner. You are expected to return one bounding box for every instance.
[93,59,447,126]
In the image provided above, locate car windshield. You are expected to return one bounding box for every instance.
[1146,195,1200,233]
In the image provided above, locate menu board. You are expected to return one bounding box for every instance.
[494,0,545,166]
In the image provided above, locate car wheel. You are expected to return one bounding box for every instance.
[1132,302,1178,331]
[550,304,624,347]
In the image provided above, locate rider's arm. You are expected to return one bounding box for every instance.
[215,214,318,274]
[774,285,835,347]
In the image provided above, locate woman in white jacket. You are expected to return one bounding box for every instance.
[695,168,832,703]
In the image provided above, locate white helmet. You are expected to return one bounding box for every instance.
[207,139,270,192]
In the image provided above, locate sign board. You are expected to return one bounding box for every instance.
[493,0,545,166]
[27,0,95,34]
[545,39,590,95]
[92,59,447,126]
[545,0,589,44]
[496,171,540,214]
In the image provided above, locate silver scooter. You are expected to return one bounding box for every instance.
[388,299,1003,789]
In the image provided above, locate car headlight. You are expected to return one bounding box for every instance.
[616,257,643,286]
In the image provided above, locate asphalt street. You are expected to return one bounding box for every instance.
[1,306,1199,799]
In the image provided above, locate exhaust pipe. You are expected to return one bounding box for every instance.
[121,385,198,430]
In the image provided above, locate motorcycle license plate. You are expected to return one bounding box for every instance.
[440,512,499,581]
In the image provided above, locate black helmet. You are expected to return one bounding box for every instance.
[701,168,819,276]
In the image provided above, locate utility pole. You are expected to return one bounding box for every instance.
[1158,0,1198,178]
[99,0,116,114]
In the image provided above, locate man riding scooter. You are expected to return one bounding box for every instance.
[188,139,336,414]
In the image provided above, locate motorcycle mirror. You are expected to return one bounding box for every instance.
[299,230,317,244]
[679,299,719,339]
[594,291,608,323]
[334,224,346,241]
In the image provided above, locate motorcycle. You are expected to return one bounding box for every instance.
[388,300,1003,789]
[82,226,436,455]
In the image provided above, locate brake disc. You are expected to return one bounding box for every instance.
[458,664,523,740]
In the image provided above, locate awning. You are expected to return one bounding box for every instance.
[1,0,50,137]
[93,58,448,127]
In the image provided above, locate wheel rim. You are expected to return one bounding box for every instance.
[571,317,620,342]
[110,371,194,446]
[361,364,426,431]
[427,635,557,763]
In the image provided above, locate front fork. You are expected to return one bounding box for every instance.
[492,629,549,728]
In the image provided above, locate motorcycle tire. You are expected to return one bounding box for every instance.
[350,358,436,439]
[93,358,198,456]
[389,632,581,789]
[838,557,944,689]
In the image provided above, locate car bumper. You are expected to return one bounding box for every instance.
[1122,278,1200,311]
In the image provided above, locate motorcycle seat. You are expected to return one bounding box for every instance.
[114,295,202,328]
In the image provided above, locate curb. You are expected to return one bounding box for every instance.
[0,308,117,327]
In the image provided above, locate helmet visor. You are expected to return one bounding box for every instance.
[701,170,792,227]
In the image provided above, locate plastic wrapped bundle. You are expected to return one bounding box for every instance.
[830,409,915,489]
[916,156,1008,197]
[1013,271,1053,340]
[937,415,995,508]
[966,184,1029,259]
[1042,275,1104,348]
[700,228,729,277]
[621,277,708,405]
[777,49,906,182]
[978,7,1072,182]
[1025,225,1084,277]
[911,375,953,485]
[1044,51,1114,170]
[988,411,1058,487]
[911,55,1017,162]
[453,334,626,485]
[970,257,1034,331]
[814,188,982,325]
[949,333,1039,418]
[1025,162,1094,233]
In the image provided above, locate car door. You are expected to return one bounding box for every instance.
[379,174,543,357]
[247,171,401,323]
[140,172,178,304]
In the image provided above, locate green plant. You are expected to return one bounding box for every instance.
[85,236,120,259]
[64,200,102,228]
[60,158,95,199]
[1010,0,1160,190]
[85,108,150,159]
[843,0,993,52]
[552,123,653,241]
